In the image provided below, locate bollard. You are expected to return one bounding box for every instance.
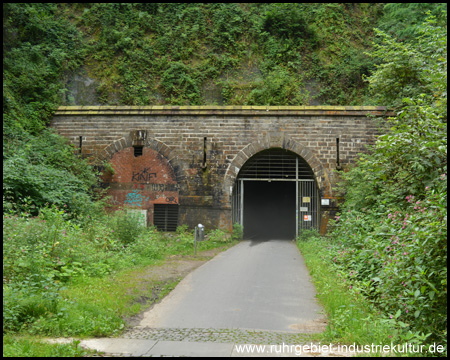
[194,224,205,255]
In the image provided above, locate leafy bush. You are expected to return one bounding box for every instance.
[125,230,163,260]
[328,14,447,351]
[2,204,162,334]
[297,229,321,242]
[161,62,202,105]
[210,4,246,50]
[3,274,61,332]
[3,3,96,215]
[246,66,309,105]
[206,228,231,243]
[330,180,447,344]
[232,223,243,241]
[113,211,145,245]
[176,224,190,235]
[297,234,396,345]
[263,3,315,42]
[3,131,97,216]
[377,3,447,41]
[365,14,448,107]
[3,3,85,133]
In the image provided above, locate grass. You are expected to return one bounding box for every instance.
[56,259,195,338]
[2,335,95,357]
[3,220,238,356]
[296,233,394,347]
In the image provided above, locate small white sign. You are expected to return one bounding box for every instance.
[303,197,311,203]
[303,215,312,222]
[321,198,330,206]
[300,207,308,212]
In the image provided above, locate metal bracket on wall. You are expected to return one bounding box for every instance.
[79,136,83,155]
[201,137,207,169]
[336,138,342,171]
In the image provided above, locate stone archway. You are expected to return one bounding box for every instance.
[223,133,329,238]
[224,133,328,199]
[99,133,184,185]
[99,133,183,230]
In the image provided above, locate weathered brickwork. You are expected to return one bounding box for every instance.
[51,106,391,232]
[102,146,179,226]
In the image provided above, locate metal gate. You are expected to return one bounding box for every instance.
[231,179,243,226]
[298,180,319,232]
[231,149,319,237]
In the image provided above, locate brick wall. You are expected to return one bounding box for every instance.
[102,146,179,226]
[51,106,391,232]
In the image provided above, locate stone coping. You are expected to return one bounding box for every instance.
[55,105,393,117]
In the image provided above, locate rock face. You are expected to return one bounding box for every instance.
[63,67,100,106]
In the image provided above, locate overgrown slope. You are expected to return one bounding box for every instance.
[327,13,447,352]
[60,3,383,106]
[2,3,447,354]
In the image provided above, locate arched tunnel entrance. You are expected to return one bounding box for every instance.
[232,148,319,240]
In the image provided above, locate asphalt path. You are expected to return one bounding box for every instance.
[138,239,326,333]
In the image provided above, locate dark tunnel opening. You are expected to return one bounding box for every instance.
[243,181,296,240]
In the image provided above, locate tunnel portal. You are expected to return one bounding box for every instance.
[232,148,319,240]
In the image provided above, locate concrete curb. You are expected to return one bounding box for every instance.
[47,337,358,357]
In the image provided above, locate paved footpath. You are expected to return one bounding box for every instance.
[51,240,342,357]
[137,239,326,332]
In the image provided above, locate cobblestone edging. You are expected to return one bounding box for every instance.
[122,327,312,345]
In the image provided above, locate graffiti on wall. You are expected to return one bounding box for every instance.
[165,196,178,203]
[131,182,179,191]
[132,168,157,182]
[148,183,179,191]
[124,190,149,207]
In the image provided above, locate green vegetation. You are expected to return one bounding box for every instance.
[3,203,236,356]
[377,3,447,41]
[3,3,98,215]
[3,3,447,357]
[299,13,447,355]
[78,3,385,106]
[297,231,394,347]
[4,3,390,108]
[3,205,235,336]
[3,335,93,357]
[232,223,244,241]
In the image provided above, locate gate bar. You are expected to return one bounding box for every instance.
[240,179,244,226]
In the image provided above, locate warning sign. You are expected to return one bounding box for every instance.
[302,197,311,203]
[304,215,312,221]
